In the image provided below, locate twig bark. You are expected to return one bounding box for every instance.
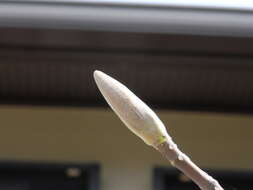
[156,139,224,190]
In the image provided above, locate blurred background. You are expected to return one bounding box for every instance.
[0,0,253,190]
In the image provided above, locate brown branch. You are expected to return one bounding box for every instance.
[156,140,223,190]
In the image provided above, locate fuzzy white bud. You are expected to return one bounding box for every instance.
[93,70,170,147]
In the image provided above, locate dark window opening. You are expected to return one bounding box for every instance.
[0,161,100,190]
[153,167,253,190]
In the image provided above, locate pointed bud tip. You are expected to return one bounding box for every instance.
[93,70,102,81]
[93,70,106,87]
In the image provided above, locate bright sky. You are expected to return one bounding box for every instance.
[36,0,253,10]
[19,0,253,11]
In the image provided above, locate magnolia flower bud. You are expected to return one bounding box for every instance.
[93,70,170,147]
